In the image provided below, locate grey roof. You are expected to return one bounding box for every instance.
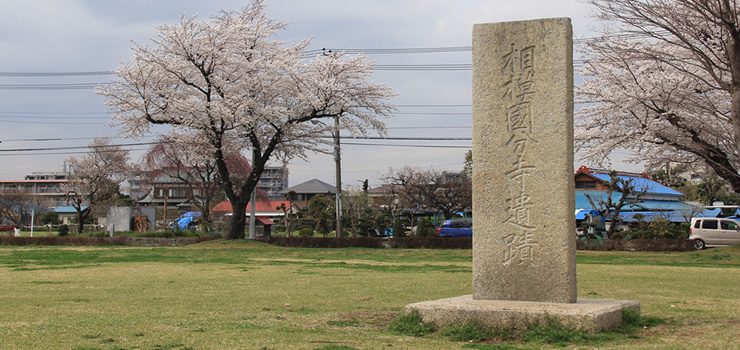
[281,179,335,194]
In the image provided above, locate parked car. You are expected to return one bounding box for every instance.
[436,219,472,238]
[689,217,740,249]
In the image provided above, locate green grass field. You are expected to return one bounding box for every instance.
[0,241,738,349]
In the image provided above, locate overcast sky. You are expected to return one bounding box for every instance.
[0,0,618,188]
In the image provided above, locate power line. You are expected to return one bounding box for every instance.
[0,82,113,90]
[0,71,113,77]
[395,104,471,107]
[0,110,107,115]
[343,142,470,148]
[0,142,158,152]
[0,136,471,155]
[319,136,471,141]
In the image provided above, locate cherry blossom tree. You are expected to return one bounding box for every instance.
[577,0,740,191]
[62,138,130,234]
[97,1,394,239]
[142,133,251,229]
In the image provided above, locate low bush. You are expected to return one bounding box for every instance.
[58,224,69,237]
[613,217,689,240]
[298,227,314,238]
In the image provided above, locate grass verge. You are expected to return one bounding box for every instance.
[0,240,737,349]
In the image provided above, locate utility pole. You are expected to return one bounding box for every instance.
[249,148,257,240]
[334,115,343,238]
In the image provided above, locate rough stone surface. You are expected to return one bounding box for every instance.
[406,295,640,333]
[471,18,577,303]
[404,18,640,333]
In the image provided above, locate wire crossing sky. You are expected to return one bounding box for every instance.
[0,0,641,186]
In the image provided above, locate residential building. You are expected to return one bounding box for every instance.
[211,199,300,236]
[574,166,697,231]
[280,178,335,209]
[258,166,289,200]
[0,172,69,208]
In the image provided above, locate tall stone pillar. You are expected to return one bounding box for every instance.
[472,18,577,303]
[405,18,639,333]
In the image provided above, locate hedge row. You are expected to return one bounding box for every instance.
[263,237,695,251]
[258,236,473,249]
[0,235,220,247]
[576,238,695,251]
[0,235,695,251]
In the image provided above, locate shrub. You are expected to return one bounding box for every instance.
[58,224,69,237]
[298,218,317,230]
[40,211,60,225]
[416,218,429,237]
[392,218,405,238]
[298,227,314,237]
[613,217,689,240]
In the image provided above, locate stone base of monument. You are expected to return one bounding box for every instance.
[406,295,640,333]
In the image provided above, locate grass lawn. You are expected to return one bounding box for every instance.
[0,241,738,349]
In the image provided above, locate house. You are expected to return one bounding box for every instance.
[574,166,699,231]
[279,179,335,209]
[366,184,399,210]
[211,199,300,235]
[54,206,85,225]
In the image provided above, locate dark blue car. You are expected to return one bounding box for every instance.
[436,219,472,237]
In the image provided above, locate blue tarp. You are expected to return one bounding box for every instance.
[172,212,202,230]
[575,209,600,220]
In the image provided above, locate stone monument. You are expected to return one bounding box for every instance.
[406,18,639,332]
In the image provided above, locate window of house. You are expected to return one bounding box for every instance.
[575,181,596,189]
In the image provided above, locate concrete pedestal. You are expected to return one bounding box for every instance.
[406,295,640,333]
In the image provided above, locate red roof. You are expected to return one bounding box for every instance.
[212,200,296,213]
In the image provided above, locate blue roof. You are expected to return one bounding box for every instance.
[576,191,643,210]
[55,206,86,213]
[591,173,683,196]
[635,200,697,211]
[617,211,691,223]
[695,208,723,218]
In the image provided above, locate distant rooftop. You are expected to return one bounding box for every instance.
[281,179,335,194]
[576,166,683,197]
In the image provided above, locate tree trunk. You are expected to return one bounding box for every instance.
[76,210,85,234]
[228,199,248,239]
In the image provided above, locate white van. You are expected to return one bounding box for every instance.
[689,217,740,249]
